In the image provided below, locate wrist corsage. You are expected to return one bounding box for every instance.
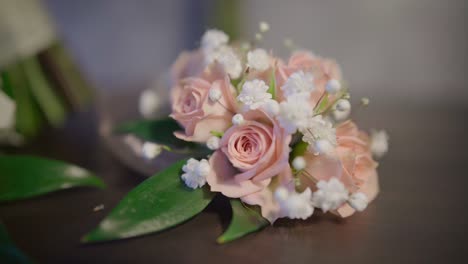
[84,23,389,244]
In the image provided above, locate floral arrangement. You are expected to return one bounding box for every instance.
[84,23,389,244]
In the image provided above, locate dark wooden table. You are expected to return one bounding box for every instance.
[1,99,467,263]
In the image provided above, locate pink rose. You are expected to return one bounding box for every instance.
[169,50,228,87]
[206,109,293,222]
[300,120,379,217]
[170,76,237,142]
[277,51,342,105]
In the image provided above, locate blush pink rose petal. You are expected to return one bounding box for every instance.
[206,109,292,220]
[300,120,379,217]
[170,76,237,142]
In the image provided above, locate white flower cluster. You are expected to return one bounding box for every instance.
[274,177,369,220]
[181,158,211,189]
[281,71,315,97]
[201,29,242,79]
[301,115,337,155]
[247,48,270,71]
[276,70,337,153]
[275,187,314,220]
[237,79,272,111]
[277,94,313,133]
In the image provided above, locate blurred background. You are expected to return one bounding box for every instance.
[1,1,468,262]
[43,0,467,106]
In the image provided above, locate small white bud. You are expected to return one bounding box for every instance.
[255,33,263,41]
[361,97,370,106]
[325,79,341,94]
[209,87,222,102]
[139,89,160,119]
[292,156,306,171]
[206,136,221,150]
[313,139,334,155]
[141,142,162,159]
[348,192,369,212]
[232,114,244,125]
[274,187,289,202]
[283,38,294,48]
[259,22,270,33]
[335,99,351,112]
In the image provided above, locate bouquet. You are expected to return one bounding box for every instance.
[84,23,389,243]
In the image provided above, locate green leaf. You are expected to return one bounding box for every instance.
[217,199,268,244]
[315,94,329,114]
[0,223,32,264]
[3,63,44,138]
[115,118,211,157]
[22,57,67,127]
[268,69,276,99]
[0,155,105,202]
[82,159,215,242]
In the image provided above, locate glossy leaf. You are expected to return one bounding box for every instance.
[0,223,32,264]
[3,63,43,138]
[0,155,105,202]
[82,159,215,242]
[217,199,268,244]
[22,57,67,127]
[115,118,188,147]
[315,94,329,114]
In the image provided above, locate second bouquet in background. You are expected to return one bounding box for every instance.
[84,23,389,244]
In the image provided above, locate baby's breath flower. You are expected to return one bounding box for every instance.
[277,94,313,134]
[301,115,337,155]
[348,192,369,212]
[312,178,349,212]
[325,79,342,94]
[275,187,314,220]
[292,156,306,171]
[281,71,315,97]
[181,158,211,189]
[201,29,228,51]
[208,87,222,102]
[237,79,272,110]
[370,130,389,158]
[247,48,270,71]
[259,21,270,33]
[232,114,245,125]
[206,136,221,150]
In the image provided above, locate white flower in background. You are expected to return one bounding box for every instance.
[206,136,221,150]
[0,90,16,130]
[232,113,245,125]
[325,79,342,94]
[213,46,243,79]
[181,158,211,189]
[348,192,369,212]
[139,89,161,119]
[281,70,315,97]
[201,29,229,51]
[292,156,306,171]
[312,178,349,212]
[274,187,314,220]
[361,97,370,106]
[247,48,270,71]
[141,142,162,159]
[277,94,313,133]
[370,130,389,158]
[259,21,270,33]
[301,115,337,155]
[237,79,272,110]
